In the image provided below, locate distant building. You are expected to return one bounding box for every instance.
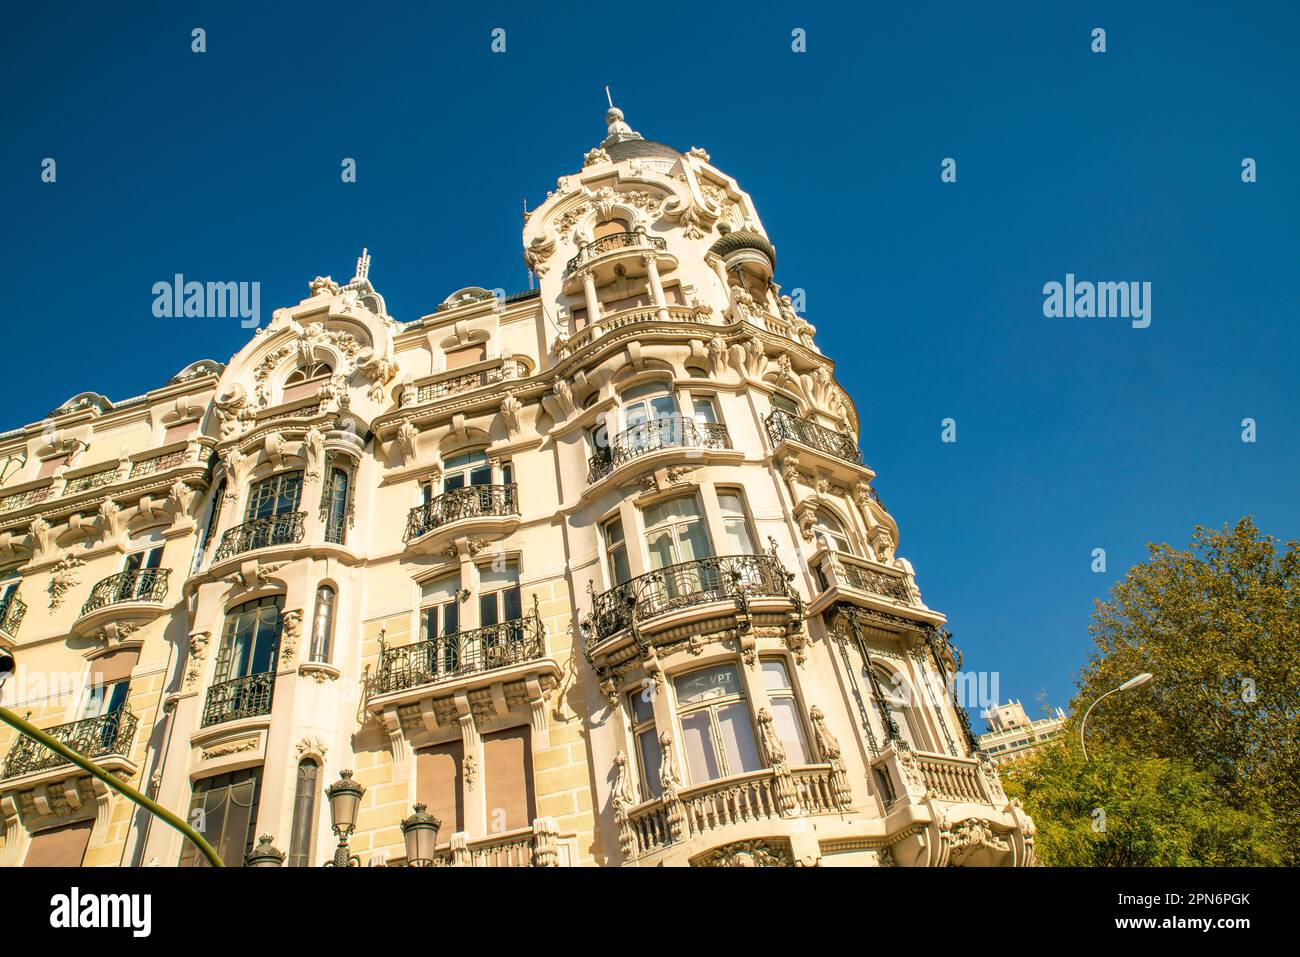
[979,701,1068,765]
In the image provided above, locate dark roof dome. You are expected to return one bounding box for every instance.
[606,138,681,163]
[709,229,776,270]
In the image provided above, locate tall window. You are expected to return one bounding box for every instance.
[420,574,461,675]
[628,690,662,800]
[213,596,284,683]
[309,586,335,664]
[813,510,854,554]
[180,767,263,867]
[718,492,757,555]
[478,559,522,626]
[604,516,631,584]
[286,759,320,867]
[762,658,812,765]
[324,466,349,544]
[690,394,721,426]
[245,471,303,521]
[876,667,929,752]
[673,664,761,784]
[120,542,164,601]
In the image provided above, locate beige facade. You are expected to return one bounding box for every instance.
[0,106,1034,868]
[979,700,1068,766]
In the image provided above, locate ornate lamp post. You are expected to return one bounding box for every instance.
[1079,672,1153,762]
[245,834,286,867]
[324,769,365,866]
[400,803,442,866]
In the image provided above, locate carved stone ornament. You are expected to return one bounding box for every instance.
[295,736,328,760]
[309,276,341,298]
[47,554,85,609]
[947,818,1011,866]
[185,631,211,690]
[693,839,794,868]
[280,609,303,664]
[463,752,478,793]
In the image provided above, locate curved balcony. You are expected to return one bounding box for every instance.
[587,419,732,485]
[586,550,801,648]
[212,512,306,563]
[202,671,276,727]
[0,592,27,644]
[375,611,545,696]
[80,568,170,618]
[620,764,848,865]
[566,231,667,272]
[764,408,860,463]
[1,710,138,781]
[404,484,519,544]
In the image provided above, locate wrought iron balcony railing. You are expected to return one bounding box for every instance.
[404,484,518,541]
[416,359,529,404]
[821,556,912,604]
[0,592,27,637]
[587,419,731,484]
[212,512,306,562]
[1,710,138,779]
[587,550,798,645]
[763,409,862,466]
[80,568,171,617]
[374,610,544,696]
[202,671,276,727]
[567,231,667,272]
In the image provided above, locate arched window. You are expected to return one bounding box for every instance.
[282,362,333,403]
[813,510,855,554]
[324,467,349,544]
[875,667,930,752]
[286,758,320,867]
[309,586,335,664]
[284,362,333,385]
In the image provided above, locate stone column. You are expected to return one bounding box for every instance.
[581,270,602,335]
[642,253,669,322]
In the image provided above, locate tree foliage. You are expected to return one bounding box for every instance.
[1015,517,1298,864]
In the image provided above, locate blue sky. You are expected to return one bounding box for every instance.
[3,2,1296,729]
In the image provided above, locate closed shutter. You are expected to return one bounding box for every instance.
[416,740,465,836]
[482,726,534,832]
[24,819,94,867]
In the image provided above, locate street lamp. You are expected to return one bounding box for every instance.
[245,834,286,867]
[1079,672,1153,762]
[400,803,442,866]
[324,769,365,867]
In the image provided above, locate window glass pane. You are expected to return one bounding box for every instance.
[421,575,460,603]
[675,665,743,706]
[770,697,812,765]
[649,395,678,420]
[677,522,711,562]
[605,518,625,545]
[611,545,631,584]
[287,760,318,867]
[716,702,761,775]
[630,690,655,724]
[761,658,792,691]
[645,495,698,528]
[478,559,520,589]
[623,381,670,403]
[646,530,674,570]
[479,594,498,627]
[723,518,756,555]
[637,729,663,799]
[679,710,720,784]
[692,396,719,423]
[445,451,488,470]
[772,394,799,414]
[502,585,522,621]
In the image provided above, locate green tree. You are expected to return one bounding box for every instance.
[1061,517,1298,862]
[1004,741,1277,866]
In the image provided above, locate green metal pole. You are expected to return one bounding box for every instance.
[0,705,223,867]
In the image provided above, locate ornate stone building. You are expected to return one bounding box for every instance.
[0,106,1034,867]
[979,700,1069,767]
